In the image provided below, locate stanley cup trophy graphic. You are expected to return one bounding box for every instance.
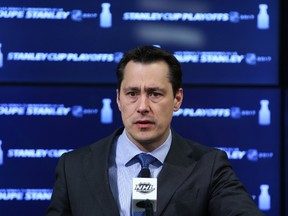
[0,140,3,165]
[100,3,112,28]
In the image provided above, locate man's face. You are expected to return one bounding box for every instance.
[117,60,183,151]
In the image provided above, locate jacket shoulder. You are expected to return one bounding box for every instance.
[61,127,123,160]
[171,130,224,161]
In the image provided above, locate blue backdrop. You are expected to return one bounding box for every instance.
[0,0,285,215]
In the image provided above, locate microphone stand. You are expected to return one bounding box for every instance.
[136,199,154,216]
[144,200,154,216]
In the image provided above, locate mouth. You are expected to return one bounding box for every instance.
[134,120,154,128]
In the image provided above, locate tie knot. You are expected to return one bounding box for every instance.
[136,153,157,168]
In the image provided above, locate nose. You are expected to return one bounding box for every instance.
[137,95,149,114]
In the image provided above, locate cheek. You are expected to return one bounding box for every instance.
[154,105,174,119]
[120,104,135,116]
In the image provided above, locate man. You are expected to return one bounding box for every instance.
[46,46,264,216]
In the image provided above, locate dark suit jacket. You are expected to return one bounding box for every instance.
[46,128,264,216]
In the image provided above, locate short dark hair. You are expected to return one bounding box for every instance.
[116,46,182,96]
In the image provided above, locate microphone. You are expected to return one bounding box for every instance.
[132,177,157,215]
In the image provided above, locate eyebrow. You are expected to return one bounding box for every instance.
[145,87,164,92]
[123,86,165,92]
[122,87,139,92]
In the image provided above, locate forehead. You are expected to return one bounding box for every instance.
[122,61,170,84]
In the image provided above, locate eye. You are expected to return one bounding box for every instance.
[127,91,137,97]
[150,92,161,97]
[149,91,163,101]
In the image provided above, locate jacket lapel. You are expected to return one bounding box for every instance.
[82,130,122,216]
[156,131,198,216]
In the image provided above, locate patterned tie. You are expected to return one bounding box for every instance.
[136,153,157,178]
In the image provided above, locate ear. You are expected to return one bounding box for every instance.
[116,89,121,111]
[173,88,183,112]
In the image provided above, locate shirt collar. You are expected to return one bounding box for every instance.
[116,129,172,167]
